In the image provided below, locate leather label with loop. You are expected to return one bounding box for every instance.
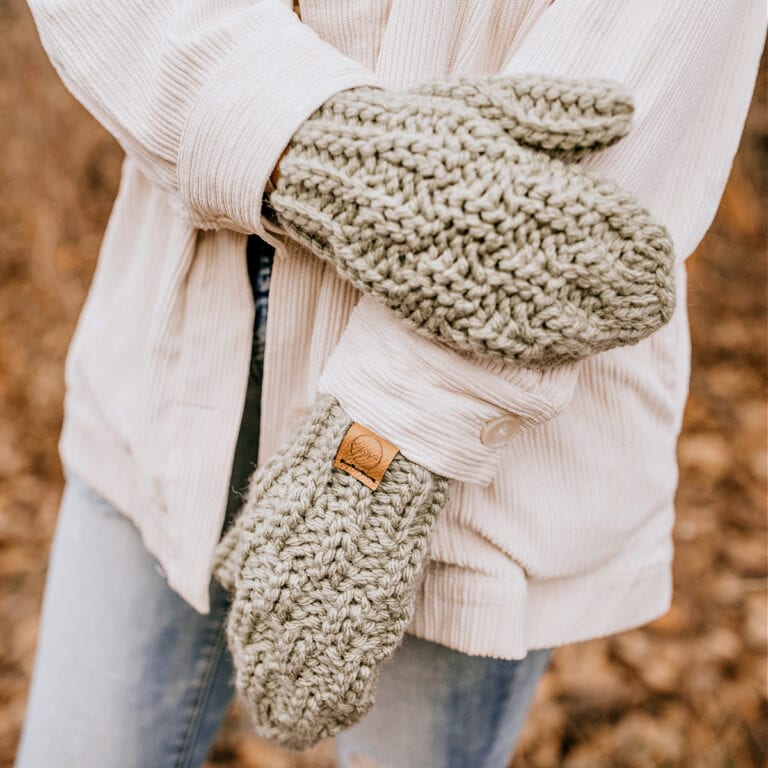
[334,422,399,491]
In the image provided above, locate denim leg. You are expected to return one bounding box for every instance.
[14,473,236,768]
[16,236,274,768]
[335,634,552,768]
[221,234,274,533]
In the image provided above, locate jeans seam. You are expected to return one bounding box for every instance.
[171,616,229,768]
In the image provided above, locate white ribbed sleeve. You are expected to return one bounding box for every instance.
[319,0,765,483]
[319,299,579,484]
[502,0,765,261]
[26,0,382,238]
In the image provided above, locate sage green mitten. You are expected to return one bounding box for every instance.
[269,75,675,368]
[213,397,450,750]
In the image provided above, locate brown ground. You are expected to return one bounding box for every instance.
[1,3,765,766]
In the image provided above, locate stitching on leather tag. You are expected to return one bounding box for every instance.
[333,422,399,491]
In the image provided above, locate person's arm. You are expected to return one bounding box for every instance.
[502,0,765,263]
[317,0,765,484]
[26,0,382,239]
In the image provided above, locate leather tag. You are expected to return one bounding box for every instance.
[333,422,399,491]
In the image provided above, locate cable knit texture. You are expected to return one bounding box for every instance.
[271,76,676,367]
[213,397,450,749]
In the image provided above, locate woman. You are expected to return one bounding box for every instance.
[16,1,764,766]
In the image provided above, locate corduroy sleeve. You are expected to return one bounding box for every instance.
[318,0,764,485]
[318,298,580,486]
[502,0,765,263]
[26,0,382,239]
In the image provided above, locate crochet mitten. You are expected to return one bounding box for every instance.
[269,75,676,368]
[213,397,450,750]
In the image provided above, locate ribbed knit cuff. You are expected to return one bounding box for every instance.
[318,297,580,485]
[177,8,382,238]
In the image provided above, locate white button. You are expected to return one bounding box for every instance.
[480,415,522,448]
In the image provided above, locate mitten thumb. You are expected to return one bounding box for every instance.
[413,74,633,157]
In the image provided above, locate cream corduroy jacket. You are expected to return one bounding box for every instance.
[28,0,764,658]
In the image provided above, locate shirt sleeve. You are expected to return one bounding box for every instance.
[318,0,765,485]
[501,0,765,262]
[26,0,382,239]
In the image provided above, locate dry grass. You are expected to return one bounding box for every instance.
[1,3,765,766]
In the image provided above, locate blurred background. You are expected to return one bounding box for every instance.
[0,2,765,766]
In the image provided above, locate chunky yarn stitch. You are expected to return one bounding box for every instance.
[409,74,634,157]
[270,75,676,368]
[213,397,450,750]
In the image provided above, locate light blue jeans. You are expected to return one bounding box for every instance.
[15,471,552,768]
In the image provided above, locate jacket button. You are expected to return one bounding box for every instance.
[480,415,522,448]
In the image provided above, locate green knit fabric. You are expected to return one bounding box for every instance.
[270,75,676,368]
[213,398,450,750]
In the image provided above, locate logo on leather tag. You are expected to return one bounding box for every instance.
[333,422,399,491]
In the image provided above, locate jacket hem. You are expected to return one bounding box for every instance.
[408,559,673,659]
[57,395,211,612]
[60,386,675,652]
